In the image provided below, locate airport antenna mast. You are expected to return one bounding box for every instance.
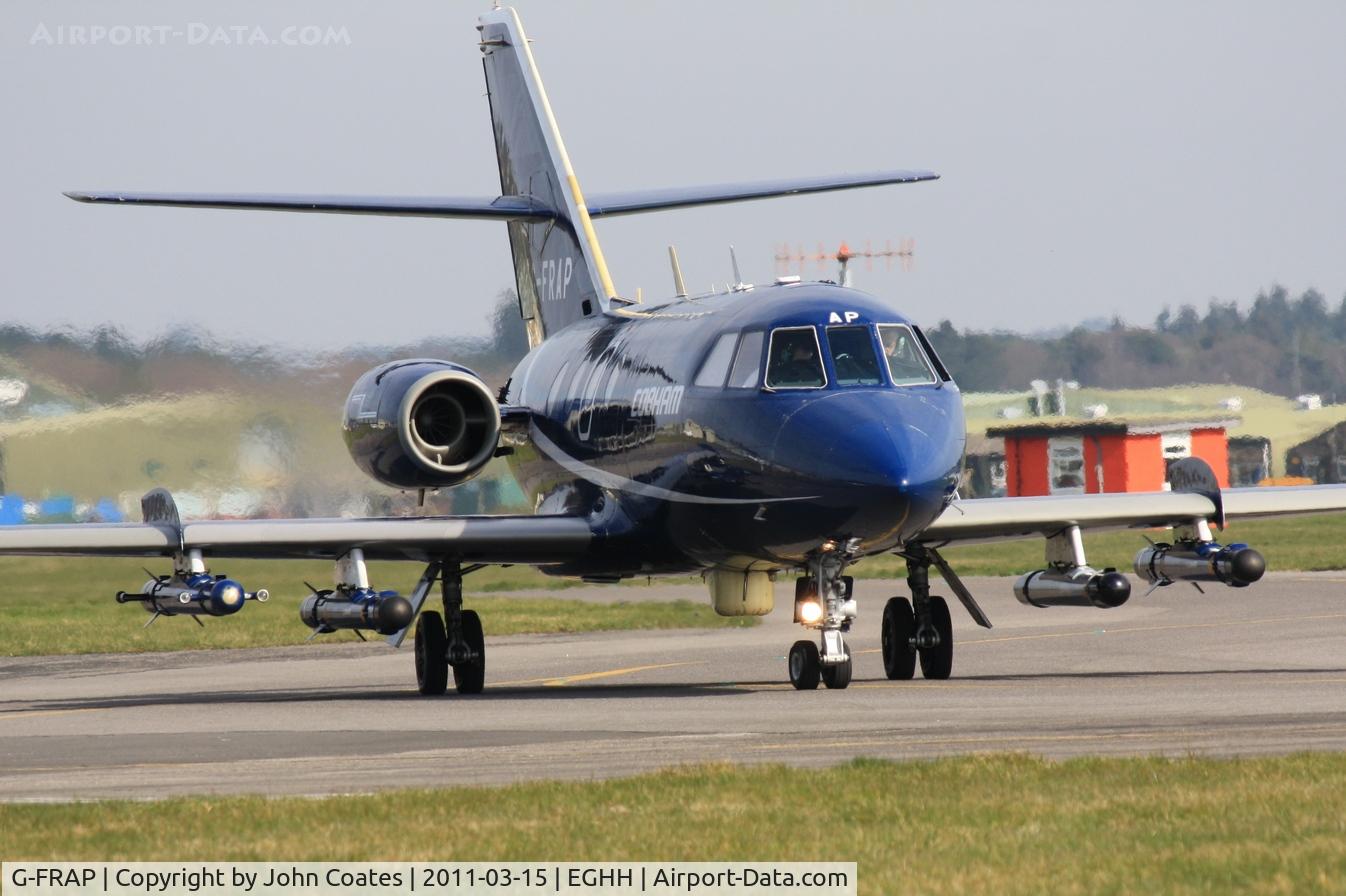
[773,239,915,287]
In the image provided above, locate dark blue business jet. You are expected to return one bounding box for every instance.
[29,8,1346,694]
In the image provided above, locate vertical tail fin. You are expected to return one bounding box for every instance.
[478,8,618,347]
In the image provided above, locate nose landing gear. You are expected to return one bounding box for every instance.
[788,541,859,690]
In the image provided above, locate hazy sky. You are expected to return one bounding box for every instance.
[3,1,1344,349]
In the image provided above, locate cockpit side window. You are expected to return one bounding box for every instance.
[878,324,937,386]
[727,330,764,389]
[825,326,883,386]
[766,327,826,389]
[693,332,738,388]
[911,325,952,382]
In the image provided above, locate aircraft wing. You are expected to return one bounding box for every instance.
[918,485,1346,545]
[0,514,593,563]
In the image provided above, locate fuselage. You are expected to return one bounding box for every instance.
[503,282,966,577]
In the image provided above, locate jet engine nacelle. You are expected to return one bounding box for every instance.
[1134,541,1266,588]
[1014,567,1131,609]
[344,359,501,490]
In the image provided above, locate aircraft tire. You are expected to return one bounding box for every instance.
[918,596,954,680]
[821,653,852,690]
[881,597,917,680]
[415,611,449,696]
[453,609,486,695]
[788,640,821,690]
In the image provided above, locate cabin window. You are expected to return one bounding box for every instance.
[727,330,764,388]
[1048,437,1086,495]
[766,327,826,389]
[694,333,738,388]
[825,326,883,386]
[877,324,936,386]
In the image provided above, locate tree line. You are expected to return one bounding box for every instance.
[2,286,1342,403]
[925,286,1346,400]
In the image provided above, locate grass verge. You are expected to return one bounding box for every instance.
[3,755,1345,895]
[0,557,752,657]
[2,512,1343,655]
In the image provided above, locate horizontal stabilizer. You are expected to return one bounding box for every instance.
[584,169,939,217]
[64,191,557,222]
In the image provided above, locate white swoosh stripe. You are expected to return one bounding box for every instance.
[530,424,815,506]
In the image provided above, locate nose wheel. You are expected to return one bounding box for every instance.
[821,650,852,689]
[786,545,858,691]
[788,640,821,690]
[787,636,853,690]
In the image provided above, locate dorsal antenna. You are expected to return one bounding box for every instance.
[729,245,752,292]
[668,245,688,297]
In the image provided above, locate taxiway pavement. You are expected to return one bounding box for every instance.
[3,573,1345,801]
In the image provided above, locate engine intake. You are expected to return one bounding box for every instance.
[344,359,501,489]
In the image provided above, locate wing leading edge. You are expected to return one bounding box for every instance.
[0,514,593,564]
[919,484,1346,545]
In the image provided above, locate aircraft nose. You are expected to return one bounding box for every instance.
[769,391,957,494]
[832,418,912,489]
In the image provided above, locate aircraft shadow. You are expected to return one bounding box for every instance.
[8,667,1346,715]
[3,681,762,714]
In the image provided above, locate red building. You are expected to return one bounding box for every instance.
[985,417,1238,497]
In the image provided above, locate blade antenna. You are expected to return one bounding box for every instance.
[729,245,750,291]
[668,245,688,297]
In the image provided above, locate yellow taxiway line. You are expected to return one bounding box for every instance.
[492,661,698,689]
[855,611,1346,656]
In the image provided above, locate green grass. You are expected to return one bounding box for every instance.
[0,557,752,657]
[3,755,1346,894]
[3,512,1344,655]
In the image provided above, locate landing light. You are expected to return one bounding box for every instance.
[799,600,824,624]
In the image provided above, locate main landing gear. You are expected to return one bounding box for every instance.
[412,560,486,696]
[881,546,953,681]
[788,541,859,690]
